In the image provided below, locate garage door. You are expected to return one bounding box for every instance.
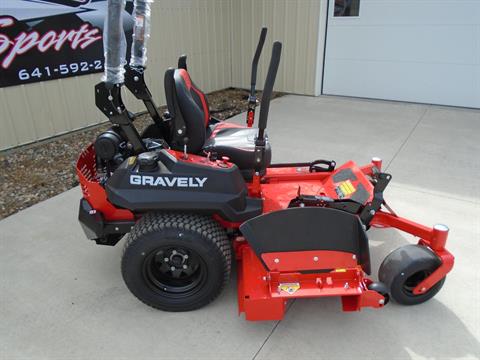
[323,0,480,108]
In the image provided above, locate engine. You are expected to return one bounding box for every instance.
[94,126,165,177]
[95,126,128,165]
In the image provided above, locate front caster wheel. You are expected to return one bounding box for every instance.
[122,212,231,312]
[379,244,446,305]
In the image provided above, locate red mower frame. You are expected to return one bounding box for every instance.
[77,146,454,321]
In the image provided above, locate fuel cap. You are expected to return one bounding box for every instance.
[137,152,160,172]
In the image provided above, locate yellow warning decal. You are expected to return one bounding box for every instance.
[338,180,356,196]
[278,283,301,295]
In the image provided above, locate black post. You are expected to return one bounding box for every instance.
[253,41,282,172]
[246,27,267,127]
[256,41,282,143]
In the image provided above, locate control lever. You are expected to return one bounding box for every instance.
[182,137,189,159]
[246,27,268,127]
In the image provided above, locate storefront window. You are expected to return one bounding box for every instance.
[334,0,360,17]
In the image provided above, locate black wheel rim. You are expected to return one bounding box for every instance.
[402,270,430,297]
[142,245,207,298]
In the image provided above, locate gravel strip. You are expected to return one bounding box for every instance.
[0,88,283,220]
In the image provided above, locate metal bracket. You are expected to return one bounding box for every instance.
[95,82,146,153]
[360,172,392,225]
[124,66,164,129]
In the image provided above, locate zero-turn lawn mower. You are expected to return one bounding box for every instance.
[77,0,454,321]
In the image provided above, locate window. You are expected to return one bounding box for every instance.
[334,0,360,17]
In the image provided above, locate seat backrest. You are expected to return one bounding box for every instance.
[164,68,210,153]
[175,69,210,127]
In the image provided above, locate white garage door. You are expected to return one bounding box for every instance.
[323,0,480,108]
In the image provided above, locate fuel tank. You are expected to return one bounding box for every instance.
[105,149,262,222]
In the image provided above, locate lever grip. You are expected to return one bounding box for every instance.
[250,27,268,90]
[257,41,282,139]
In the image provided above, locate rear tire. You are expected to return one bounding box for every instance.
[122,212,231,312]
[379,244,445,305]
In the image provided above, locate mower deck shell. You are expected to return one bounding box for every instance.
[236,242,385,321]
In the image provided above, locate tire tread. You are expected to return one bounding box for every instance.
[122,212,231,311]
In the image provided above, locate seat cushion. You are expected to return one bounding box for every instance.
[203,125,272,178]
[207,121,244,138]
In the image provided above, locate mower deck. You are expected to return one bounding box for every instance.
[236,241,385,321]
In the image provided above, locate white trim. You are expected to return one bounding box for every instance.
[314,0,329,96]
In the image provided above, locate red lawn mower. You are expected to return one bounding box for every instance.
[77,1,454,321]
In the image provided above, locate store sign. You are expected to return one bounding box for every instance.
[0,0,133,88]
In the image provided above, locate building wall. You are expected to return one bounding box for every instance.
[230,0,324,96]
[0,0,233,151]
[323,0,480,108]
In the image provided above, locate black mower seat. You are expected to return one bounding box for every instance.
[165,68,271,176]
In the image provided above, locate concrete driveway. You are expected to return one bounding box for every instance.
[1,95,479,360]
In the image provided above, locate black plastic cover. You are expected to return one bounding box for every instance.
[105,149,262,222]
[240,207,371,274]
[78,199,135,245]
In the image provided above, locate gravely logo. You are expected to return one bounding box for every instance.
[130,175,208,188]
